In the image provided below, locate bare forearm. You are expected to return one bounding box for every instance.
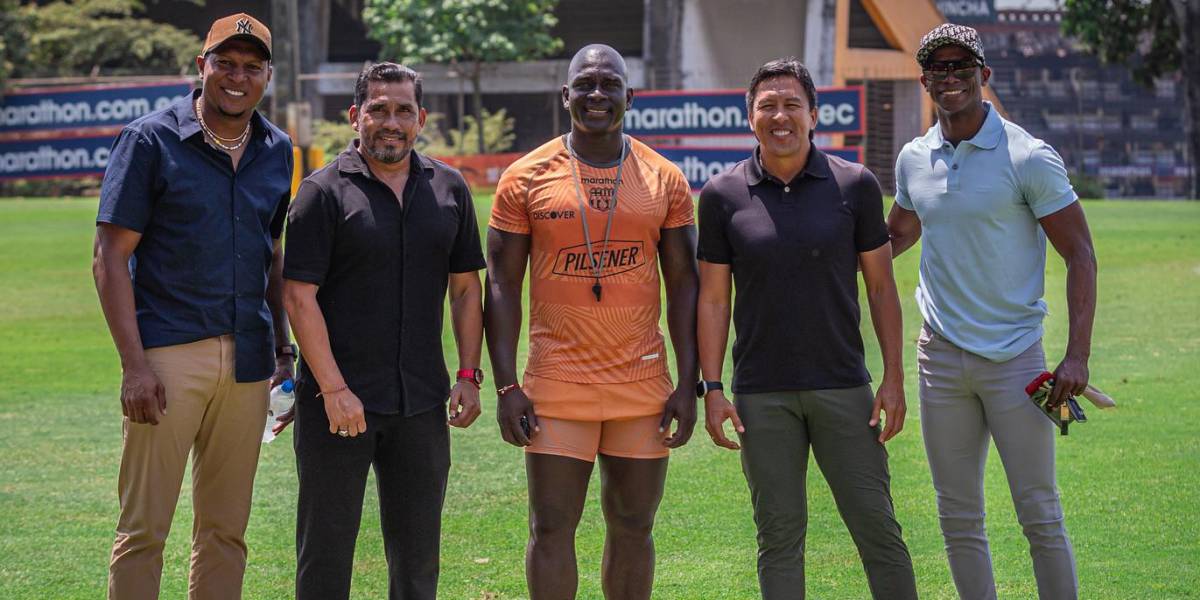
[450,281,483,369]
[660,227,700,385]
[93,250,148,370]
[484,229,530,387]
[886,205,922,259]
[889,232,920,258]
[483,281,522,386]
[284,292,345,391]
[665,280,699,385]
[866,282,904,381]
[697,299,730,382]
[1063,250,1097,360]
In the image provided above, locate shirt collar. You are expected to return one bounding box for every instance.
[172,90,202,140]
[337,139,434,178]
[923,100,1002,150]
[745,145,831,186]
[173,88,275,143]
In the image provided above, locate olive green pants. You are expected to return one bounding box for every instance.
[736,385,917,600]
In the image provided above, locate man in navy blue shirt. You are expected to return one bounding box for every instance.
[92,13,293,599]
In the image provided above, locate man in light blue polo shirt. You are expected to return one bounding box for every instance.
[888,24,1098,600]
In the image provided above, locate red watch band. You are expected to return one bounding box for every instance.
[456,368,483,388]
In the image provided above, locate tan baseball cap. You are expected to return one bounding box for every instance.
[203,13,272,60]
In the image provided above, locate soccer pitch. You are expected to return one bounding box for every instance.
[0,197,1197,599]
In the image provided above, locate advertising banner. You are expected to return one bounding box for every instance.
[654,146,863,190]
[0,135,115,180]
[0,81,192,136]
[936,0,996,23]
[624,86,865,137]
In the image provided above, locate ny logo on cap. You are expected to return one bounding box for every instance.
[236,18,253,34]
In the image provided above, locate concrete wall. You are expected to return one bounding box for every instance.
[804,0,837,86]
[680,0,808,90]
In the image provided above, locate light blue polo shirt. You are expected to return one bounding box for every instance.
[895,102,1077,362]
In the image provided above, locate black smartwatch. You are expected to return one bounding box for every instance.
[695,380,723,398]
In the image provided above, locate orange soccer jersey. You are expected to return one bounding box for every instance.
[490,135,694,393]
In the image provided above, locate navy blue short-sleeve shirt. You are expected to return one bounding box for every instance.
[96,90,293,382]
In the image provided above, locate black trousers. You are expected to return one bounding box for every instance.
[294,399,450,600]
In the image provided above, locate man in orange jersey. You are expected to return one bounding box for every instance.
[485,44,699,600]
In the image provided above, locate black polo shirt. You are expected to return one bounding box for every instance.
[97,90,293,382]
[284,143,486,415]
[697,147,890,393]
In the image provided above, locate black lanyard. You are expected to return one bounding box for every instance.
[566,134,627,302]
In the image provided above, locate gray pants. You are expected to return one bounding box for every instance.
[917,325,1078,600]
[736,386,917,600]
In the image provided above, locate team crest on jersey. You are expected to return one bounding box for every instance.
[589,187,613,211]
[580,174,620,211]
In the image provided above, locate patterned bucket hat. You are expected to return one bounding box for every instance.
[916,23,985,66]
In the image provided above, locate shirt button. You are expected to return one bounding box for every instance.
[952,164,959,170]
[784,186,790,192]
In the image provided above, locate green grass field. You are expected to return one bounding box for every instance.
[1,197,1198,599]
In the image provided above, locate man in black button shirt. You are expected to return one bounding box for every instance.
[696,58,917,599]
[281,62,486,600]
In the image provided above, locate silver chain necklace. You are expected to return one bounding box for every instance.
[565,133,627,302]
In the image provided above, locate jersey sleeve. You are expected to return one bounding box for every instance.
[488,164,531,234]
[662,165,695,228]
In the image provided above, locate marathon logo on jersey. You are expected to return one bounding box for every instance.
[553,240,646,278]
[532,208,576,221]
[580,175,620,211]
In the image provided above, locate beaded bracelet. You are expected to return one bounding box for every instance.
[317,385,349,398]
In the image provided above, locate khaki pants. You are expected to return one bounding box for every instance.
[108,335,269,600]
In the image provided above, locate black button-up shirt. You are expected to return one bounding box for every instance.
[284,143,486,415]
[696,147,890,393]
[96,91,293,382]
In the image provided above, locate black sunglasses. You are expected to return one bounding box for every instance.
[922,61,981,82]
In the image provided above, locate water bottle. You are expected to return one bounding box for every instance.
[262,379,295,444]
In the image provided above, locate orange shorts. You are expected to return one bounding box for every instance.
[525,414,669,462]
[522,372,673,421]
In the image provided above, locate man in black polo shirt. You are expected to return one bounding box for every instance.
[281,62,485,600]
[93,13,294,599]
[696,58,917,599]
